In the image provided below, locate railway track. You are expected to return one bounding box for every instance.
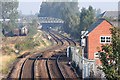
[17,30,64,79]
[50,30,76,46]
[34,30,78,79]
[9,29,79,80]
[48,30,63,46]
[18,54,42,80]
[46,55,65,80]
[58,55,79,80]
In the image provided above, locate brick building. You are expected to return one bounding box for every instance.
[81,18,113,65]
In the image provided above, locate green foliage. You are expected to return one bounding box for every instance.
[80,6,96,31]
[40,39,46,46]
[39,2,99,40]
[99,27,120,80]
[95,8,101,18]
[39,2,80,39]
[60,2,80,39]
[0,22,4,37]
[2,0,19,35]
[30,19,38,27]
[28,26,37,37]
[28,19,38,36]
[0,22,2,28]
[104,17,114,22]
[14,37,39,51]
[15,43,21,51]
[2,46,15,55]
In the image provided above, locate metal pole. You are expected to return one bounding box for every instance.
[82,46,84,79]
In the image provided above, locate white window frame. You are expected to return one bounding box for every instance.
[100,36,111,44]
[94,52,100,59]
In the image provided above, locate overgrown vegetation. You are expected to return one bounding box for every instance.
[0,54,17,74]
[0,22,3,37]
[28,19,38,36]
[99,27,120,79]
[1,31,52,75]
[14,37,39,52]
[2,46,15,55]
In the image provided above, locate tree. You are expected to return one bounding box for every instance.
[1,0,19,36]
[79,6,95,31]
[95,8,101,18]
[38,2,80,38]
[99,27,120,79]
[60,2,80,37]
[28,19,38,36]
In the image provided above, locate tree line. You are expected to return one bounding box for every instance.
[1,0,38,37]
[38,2,101,40]
[1,0,19,36]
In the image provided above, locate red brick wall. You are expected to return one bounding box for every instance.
[87,20,112,65]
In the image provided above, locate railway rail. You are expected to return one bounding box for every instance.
[18,54,43,80]
[17,30,64,80]
[46,55,65,80]
[8,29,79,80]
[50,30,76,46]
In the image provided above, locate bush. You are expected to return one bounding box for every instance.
[2,46,15,55]
[14,37,39,52]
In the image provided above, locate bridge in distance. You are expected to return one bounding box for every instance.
[0,17,64,24]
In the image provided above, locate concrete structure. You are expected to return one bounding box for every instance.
[81,18,112,65]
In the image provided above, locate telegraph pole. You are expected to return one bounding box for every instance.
[81,31,87,79]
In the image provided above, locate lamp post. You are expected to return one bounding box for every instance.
[81,36,86,79]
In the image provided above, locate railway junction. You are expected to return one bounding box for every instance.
[7,29,80,80]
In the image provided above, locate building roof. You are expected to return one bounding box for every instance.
[81,18,112,37]
[101,11,120,27]
[88,18,112,34]
[102,11,119,19]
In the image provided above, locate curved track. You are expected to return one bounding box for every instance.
[17,30,65,80]
[50,30,76,46]
[46,55,65,80]
[15,29,78,80]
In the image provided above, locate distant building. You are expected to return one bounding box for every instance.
[13,28,20,36]
[2,26,29,37]
[102,11,118,20]
[81,18,112,65]
[21,26,28,36]
[37,23,42,30]
[101,11,120,27]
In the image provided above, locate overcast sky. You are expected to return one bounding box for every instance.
[18,0,119,15]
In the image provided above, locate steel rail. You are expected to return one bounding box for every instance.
[18,31,60,80]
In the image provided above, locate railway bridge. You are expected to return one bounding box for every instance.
[38,17,64,29]
[0,17,64,28]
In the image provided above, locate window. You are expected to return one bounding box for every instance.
[106,37,111,42]
[101,37,105,42]
[100,36,111,43]
[94,52,100,59]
